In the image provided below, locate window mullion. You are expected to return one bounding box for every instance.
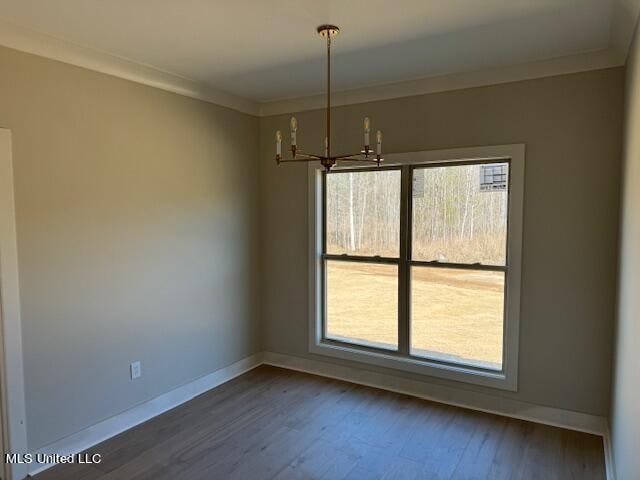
[322,253,398,264]
[398,165,411,356]
[409,260,507,272]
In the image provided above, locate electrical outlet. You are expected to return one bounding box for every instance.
[130,361,141,380]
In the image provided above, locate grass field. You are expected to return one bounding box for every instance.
[326,262,504,370]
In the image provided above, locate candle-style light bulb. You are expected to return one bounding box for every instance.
[276,130,282,156]
[376,130,382,155]
[290,117,297,147]
[364,117,370,148]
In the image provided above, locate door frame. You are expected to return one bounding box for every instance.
[0,129,28,480]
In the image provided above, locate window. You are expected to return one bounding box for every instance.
[310,146,524,390]
[410,164,508,370]
[324,169,401,350]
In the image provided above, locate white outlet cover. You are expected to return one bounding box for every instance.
[130,361,141,380]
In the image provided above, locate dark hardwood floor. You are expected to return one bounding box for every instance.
[34,365,606,480]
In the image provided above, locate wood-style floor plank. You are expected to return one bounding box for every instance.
[33,365,606,480]
[88,366,291,473]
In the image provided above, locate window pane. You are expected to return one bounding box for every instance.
[410,266,504,370]
[326,170,401,257]
[326,260,398,350]
[412,163,508,265]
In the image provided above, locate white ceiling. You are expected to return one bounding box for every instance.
[0,0,638,113]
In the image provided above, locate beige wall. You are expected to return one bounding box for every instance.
[0,46,260,450]
[259,68,624,416]
[611,21,640,480]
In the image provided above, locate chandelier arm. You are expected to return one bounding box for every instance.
[339,159,382,164]
[332,153,383,161]
[278,154,325,163]
[278,159,317,163]
[294,152,326,160]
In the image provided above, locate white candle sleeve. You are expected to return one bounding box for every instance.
[290,117,297,146]
[364,117,370,146]
[376,131,382,155]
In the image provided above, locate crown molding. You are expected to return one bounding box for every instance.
[0,20,260,116]
[2,5,638,119]
[258,49,623,116]
[611,0,640,62]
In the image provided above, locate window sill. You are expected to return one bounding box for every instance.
[309,340,516,391]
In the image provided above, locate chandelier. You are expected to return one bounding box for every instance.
[275,25,383,171]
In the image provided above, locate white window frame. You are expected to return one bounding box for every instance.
[308,144,525,391]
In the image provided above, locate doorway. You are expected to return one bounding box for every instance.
[0,128,28,480]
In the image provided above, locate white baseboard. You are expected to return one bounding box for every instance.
[262,351,608,436]
[27,350,611,478]
[27,352,263,477]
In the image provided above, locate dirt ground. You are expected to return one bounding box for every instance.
[326,262,504,370]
